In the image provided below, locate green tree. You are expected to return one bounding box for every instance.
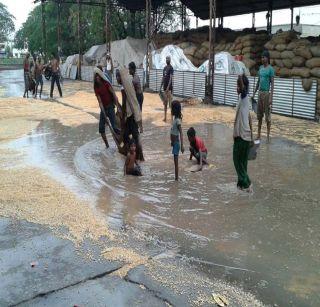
[0,3,15,42]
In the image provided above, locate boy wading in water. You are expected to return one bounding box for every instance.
[187,127,207,171]
[253,50,274,142]
[233,74,253,192]
[171,101,184,180]
[124,139,142,176]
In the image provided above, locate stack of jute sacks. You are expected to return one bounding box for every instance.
[265,31,320,117]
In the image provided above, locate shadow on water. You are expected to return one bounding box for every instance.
[6,119,320,307]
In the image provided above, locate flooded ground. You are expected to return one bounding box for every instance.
[1,69,319,306]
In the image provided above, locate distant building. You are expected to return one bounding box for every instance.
[255,24,320,37]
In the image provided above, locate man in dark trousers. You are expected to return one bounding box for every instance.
[50,53,62,98]
[160,56,173,122]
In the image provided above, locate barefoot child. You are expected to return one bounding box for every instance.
[171,101,184,180]
[124,139,142,176]
[187,127,207,171]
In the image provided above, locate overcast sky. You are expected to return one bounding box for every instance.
[1,0,320,32]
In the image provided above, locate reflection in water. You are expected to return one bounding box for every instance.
[7,120,320,306]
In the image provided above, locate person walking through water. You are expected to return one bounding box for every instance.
[23,52,31,98]
[104,52,114,83]
[160,56,173,122]
[233,74,253,192]
[128,62,144,111]
[253,50,274,142]
[94,67,121,149]
[34,56,45,98]
[50,53,63,98]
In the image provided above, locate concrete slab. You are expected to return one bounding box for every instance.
[18,275,166,307]
[0,218,122,306]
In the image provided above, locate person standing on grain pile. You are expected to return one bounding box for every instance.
[253,50,274,143]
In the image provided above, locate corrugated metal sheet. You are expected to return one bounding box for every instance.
[70,65,77,80]
[225,75,238,106]
[149,69,163,92]
[272,78,294,116]
[213,74,225,104]
[293,79,317,119]
[81,66,94,82]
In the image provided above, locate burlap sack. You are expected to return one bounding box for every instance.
[310,45,320,57]
[264,41,275,50]
[184,45,197,56]
[269,50,281,59]
[272,31,297,44]
[270,59,276,65]
[275,44,287,52]
[281,51,295,59]
[294,47,312,60]
[287,39,311,50]
[306,58,320,69]
[243,52,256,59]
[310,68,320,78]
[279,67,291,77]
[242,58,256,69]
[241,34,256,41]
[225,43,232,51]
[302,78,313,92]
[283,59,293,69]
[292,56,306,67]
[201,41,210,49]
[234,49,242,55]
[291,67,310,78]
[178,42,191,49]
[235,43,243,50]
[275,59,284,68]
[243,40,254,48]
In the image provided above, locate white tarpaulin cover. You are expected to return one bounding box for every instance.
[84,37,153,68]
[145,45,197,71]
[198,52,250,75]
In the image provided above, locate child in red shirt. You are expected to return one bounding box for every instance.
[187,127,207,170]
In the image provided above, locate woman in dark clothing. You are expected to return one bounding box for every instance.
[128,62,144,111]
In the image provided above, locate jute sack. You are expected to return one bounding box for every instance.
[184,45,197,56]
[201,41,210,49]
[275,44,287,52]
[243,40,255,48]
[310,45,320,57]
[291,67,310,78]
[310,67,320,78]
[292,56,306,67]
[281,51,295,59]
[287,39,311,50]
[279,67,291,77]
[294,47,312,60]
[264,41,276,50]
[269,50,281,59]
[275,59,284,68]
[306,58,320,69]
[242,58,256,69]
[283,59,293,69]
[302,79,313,92]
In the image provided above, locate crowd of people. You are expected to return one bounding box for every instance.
[23,52,63,99]
[23,49,274,191]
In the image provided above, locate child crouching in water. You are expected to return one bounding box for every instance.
[187,127,207,171]
[171,101,184,180]
[124,139,142,176]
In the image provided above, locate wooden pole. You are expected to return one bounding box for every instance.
[212,0,216,103]
[105,0,111,54]
[252,12,255,28]
[57,0,61,57]
[145,0,151,88]
[290,7,294,30]
[77,0,82,80]
[41,0,47,61]
[207,0,213,92]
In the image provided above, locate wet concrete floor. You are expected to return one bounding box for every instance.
[1,69,320,306]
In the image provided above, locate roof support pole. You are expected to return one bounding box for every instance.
[205,0,216,103]
[252,12,255,28]
[77,0,82,80]
[145,0,151,88]
[290,6,294,30]
[181,4,186,31]
[57,0,61,57]
[41,0,47,61]
[105,0,111,54]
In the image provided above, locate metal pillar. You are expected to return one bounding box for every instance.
[77,0,82,80]
[206,0,216,103]
[252,12,255,28]
[181,4,186,31]
[41,0,47,60]
[105,0,111,54]
[290,7,294,30]
[196,17,198,28]
[145,0,151,88]
[57,0,61,57]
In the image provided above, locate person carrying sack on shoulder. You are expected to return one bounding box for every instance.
[233,74,253,193]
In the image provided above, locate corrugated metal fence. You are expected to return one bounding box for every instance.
[61,64,317,120]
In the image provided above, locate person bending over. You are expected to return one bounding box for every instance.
[187,127,208,171]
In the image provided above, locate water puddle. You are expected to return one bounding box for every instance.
[5,119,320,306]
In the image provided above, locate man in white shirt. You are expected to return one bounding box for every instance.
[104,52,114,83]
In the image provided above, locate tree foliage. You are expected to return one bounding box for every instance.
[0,3,15,42]
[14,0,185,57]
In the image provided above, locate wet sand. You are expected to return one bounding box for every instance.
[1,69,319,306]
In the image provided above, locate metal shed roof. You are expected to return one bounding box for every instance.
[117,0,320,19]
